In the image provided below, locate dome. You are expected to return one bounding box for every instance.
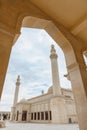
[47,86,53,94]
[19,98,27,103]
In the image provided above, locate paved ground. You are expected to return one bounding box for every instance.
[0,121,79,130]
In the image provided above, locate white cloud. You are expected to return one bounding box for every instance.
[0,28,71,111]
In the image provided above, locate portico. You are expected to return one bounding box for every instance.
[0,1,87,130]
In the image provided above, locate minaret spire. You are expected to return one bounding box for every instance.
[50,45,61,96]
[13,75,20,106]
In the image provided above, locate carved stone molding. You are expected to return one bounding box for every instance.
[67,61,87,72]
[67,62,79,71]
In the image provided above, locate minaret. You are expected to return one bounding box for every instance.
[10,75,20,121]
[13,75,20,106]
[50,45,61,96]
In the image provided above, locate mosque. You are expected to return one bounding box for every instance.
[10,45,78,124]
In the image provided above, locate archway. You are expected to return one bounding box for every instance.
[13,16,87,130]
[22,111,27,121]
[16,111,19,121]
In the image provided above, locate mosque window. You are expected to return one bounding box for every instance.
[38,112,40,120]
[34,112,36,120]
[31,113,33,120]
[49,111,52,120]
[45,111,48,120]
[41,112,44,120]
[69,118,72,123]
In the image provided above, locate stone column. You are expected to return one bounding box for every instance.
[27,105,31,122]
[0,31,14,97]
[10,107,16,121]
[13,75,20,106]
[36,112,37,121]
[40,112,41,121]
[18,112,22,122]
[67,61,87,130]
[50,45,61,96]
[48,102,51,123]
[50,96,68,123]
[44,112,45,121]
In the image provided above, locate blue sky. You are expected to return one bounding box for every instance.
[0,28,71,111]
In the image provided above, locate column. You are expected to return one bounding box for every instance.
[27,110,31,122]
[40,112,41,121]
[67,61,87,130]
[44,112,45,121]
[27,113,30,122]
[48,102,51,123]
[50,45,61,96]
[0,31,14,97]
[10,107,16,121]
[18,112,22,122]
[36,112,38,121]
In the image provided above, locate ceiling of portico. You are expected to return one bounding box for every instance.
[0,0,87,44]
[30,0,87,43]
[30,0,87,28]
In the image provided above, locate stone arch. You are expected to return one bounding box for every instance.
[14,16,76,67]
[15,15,87,98]
[14,16,87,130]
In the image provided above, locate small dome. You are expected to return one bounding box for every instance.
[20,98,26,103]
[48,86,53,94]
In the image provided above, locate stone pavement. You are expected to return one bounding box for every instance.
[0,121,79,130]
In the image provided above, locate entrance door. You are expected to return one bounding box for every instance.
[69,118,72,123]
[22,111,27,121]
[16,111,19,121]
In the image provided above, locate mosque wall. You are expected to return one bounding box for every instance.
[10,45,78,124]
[11,89,78,124]
[50,97,68,123]
[65,99,78,123]
[27,94,53,103]
[30,100,51,123]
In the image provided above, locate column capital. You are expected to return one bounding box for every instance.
[67,62,78,71]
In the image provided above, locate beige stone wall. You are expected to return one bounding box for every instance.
[50,96,68,123]
[15,103,30,122]
[65,99,78,123]
[31,102,49,112]
[14,89,77,124]
[30,101,50,123]
[61,89,74,99]
[28,93,53,103]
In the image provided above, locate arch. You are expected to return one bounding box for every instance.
[22,111,27,121]
[14,15,87,130]
[14,16,77,67]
